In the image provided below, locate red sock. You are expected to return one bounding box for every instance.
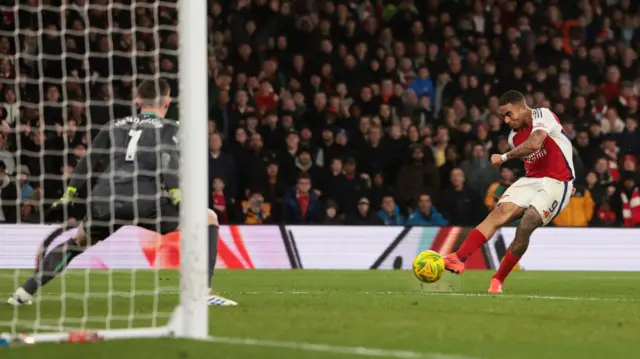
[455,228,487,261]
[493,251,521,283]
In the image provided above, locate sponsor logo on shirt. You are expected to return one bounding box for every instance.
[523,144,547,163]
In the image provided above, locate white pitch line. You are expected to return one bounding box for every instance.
[517,275,639,280]
[3,291,636,303]
[206,336,477,359]
[230,291,638,302]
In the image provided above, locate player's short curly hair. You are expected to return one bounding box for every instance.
[499,90,525,106]
[137,79,171,106]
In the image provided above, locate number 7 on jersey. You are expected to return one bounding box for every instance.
[126,129,142,161]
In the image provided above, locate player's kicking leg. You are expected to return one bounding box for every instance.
[443,202,526,274]
[487,206,542,293]
[487,179,573,293]
[8,222,93,306]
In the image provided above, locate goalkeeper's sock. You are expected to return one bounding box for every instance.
[207,225,219,290]
[455,228,487,262]
[22,239,84,296]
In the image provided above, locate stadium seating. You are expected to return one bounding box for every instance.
[0,0,639,226]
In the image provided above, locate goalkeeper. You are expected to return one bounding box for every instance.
[8,79,237,307]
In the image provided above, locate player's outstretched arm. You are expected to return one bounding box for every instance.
[68,126,112,190]
[504,129,547,160]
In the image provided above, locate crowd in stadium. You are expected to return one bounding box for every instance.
[0,0,639,227]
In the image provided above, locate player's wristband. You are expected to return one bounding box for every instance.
[500,154,509,162]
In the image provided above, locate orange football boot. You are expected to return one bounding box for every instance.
[488,278,503,294]
[443,253,465,274]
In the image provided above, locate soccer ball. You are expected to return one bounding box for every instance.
[412,250,445,283]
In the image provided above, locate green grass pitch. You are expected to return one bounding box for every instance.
[0,269,639,359]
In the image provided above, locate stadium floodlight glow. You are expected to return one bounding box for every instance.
[0,0,209,342]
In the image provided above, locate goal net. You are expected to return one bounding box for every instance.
[0,0,208,342]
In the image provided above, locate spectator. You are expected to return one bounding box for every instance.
[377,195,405,225]
[2,0,639,228]
[210,177,232,224]
[396,144,439,206]
[1,88,20,125]
[15,165,34,202]
[282,173,323,224]
[317,127,342,167]
[259,110,283,151]
[408,66,434,102]
[357,125,389,176]
[261,161,285,219]
[611,171,640,227]
[0,161,18,223]
[440,168,486,226]
[280,129,300,186]
[406,194,447,226]
[368,170,389,212]
[460,142,499,196]
[591,201,617,227]
[341,157,369,214]
[323,158,348,207]
[484,167,517,212]
[323,199,342,225]
[601,108,625,134]
[585,171,607,207]
[438,145,460,190]
[295,147,324,191]
[593,157,615,187]
[573,130,598,170]
[618,118,640,156]
[208,132,237,200]
[0,132,15,175]
[242,191,272,225]
[552,183,595,227]
[344,197,383,225]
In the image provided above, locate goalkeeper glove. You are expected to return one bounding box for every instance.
[168,188,182,205]
[53,186,77,207]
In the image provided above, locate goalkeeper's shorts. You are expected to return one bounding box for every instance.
[83,197,180,243]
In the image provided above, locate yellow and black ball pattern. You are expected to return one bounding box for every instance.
[412,250,445,283]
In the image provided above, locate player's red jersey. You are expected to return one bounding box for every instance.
[508,108,574,182]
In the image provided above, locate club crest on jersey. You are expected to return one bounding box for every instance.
[543,210,550,218]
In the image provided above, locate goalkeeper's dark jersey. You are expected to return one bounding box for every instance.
[68,113,180,201]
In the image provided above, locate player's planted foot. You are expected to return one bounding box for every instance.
[7,288,33,306]
[488,278,503,294]
[443,253,465,274]
[207,293,238,306]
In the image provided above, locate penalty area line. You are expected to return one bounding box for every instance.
[206,336,477,359]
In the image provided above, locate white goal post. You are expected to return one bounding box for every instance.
[0,0,209,342]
